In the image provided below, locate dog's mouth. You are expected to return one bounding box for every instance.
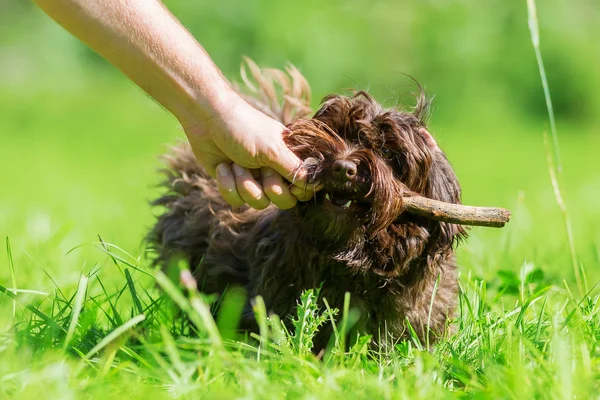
[324,192,354,208]
[317,186,371,212]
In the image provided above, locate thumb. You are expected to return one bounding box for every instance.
[264,145,313,189]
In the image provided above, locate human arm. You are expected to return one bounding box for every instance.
[33,0,313,209]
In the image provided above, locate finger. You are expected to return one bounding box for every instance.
[260,167,297,210]
[290,185,317,202]
[215,163,245,208]
[263,145,312,188]
[232,164,271,210]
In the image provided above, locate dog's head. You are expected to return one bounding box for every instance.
[284,91,467,278]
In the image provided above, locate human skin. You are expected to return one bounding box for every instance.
[33,0,316,210]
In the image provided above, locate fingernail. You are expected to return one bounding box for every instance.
[232,164,245,177]
[217,164,230,177]
[303,157,319,168]
[262,168,274,178]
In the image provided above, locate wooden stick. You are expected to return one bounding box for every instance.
[402,196,511,228]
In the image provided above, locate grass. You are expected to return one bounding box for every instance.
[2,236,600,399]
[2,96,599,400]
[2,7,600,399]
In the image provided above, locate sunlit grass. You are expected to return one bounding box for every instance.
[1,83,600,398]
[2,7,600,397]
[1,238,599,399]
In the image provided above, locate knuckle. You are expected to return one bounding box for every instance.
[262,144,281,160]
[259,144,287,167]
[233,170,252,187]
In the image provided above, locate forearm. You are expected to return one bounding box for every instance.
[33,0,237,125]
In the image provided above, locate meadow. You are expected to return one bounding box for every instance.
[1,1,600,399]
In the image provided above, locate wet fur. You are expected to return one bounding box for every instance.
[148,59,467,349]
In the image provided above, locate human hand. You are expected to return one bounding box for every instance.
[183,95,317,210]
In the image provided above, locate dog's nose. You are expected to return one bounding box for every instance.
[332,159,358,181]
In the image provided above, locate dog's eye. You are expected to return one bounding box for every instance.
[380,148,394,160]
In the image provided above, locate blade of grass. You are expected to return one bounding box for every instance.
[426,273,441,352]
[405,319,423,351]
[0,283,66,333]
[252,295,269,358]
[99,335,127,376]
[160,325,187,378]
[154,270,223,349]
[338,292,351,361]
[96,276,124,326]
[63,274,89,350]
[527,0,585,296]
[526,0,560,171]
[3,289,48,296]
[89,296,117,327]
[23,250,67,300]
[125,268,144,315]
[189,294,224,349]
[119,342,156,370]
[66,237,153,278]
[132,332,181,383]
[322,297,341,364]
[216,286,246,342]
[514,286,552,330]
[155,270,203,330]
[6,237,17,322]
[78,313,146,370]
[534,296,548,343]
[543,134,585,295]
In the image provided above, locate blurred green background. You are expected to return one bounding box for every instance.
[0,0,599,290]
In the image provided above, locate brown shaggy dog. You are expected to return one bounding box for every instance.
[148,60,467,349]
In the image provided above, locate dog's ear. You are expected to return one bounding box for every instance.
[425,151,468,251]
[412,89,436,150]
[417,127,438,151]
[427,152,460,204]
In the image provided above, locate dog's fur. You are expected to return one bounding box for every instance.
[148,60,467,348]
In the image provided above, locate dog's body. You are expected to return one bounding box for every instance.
[149,61,467,348]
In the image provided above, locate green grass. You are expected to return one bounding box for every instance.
[2,230,600,399]
[1,82,599,399]
[2,8,600,397]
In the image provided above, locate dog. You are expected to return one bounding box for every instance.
[148,60,467,349]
